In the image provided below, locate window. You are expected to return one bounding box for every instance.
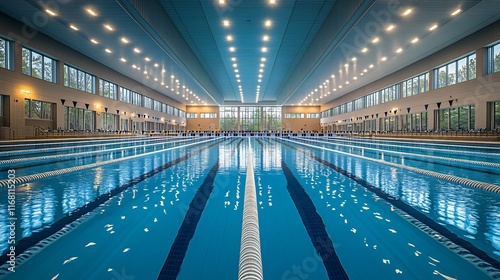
[493,101,500,130]
[22,47,56,82]
[0,95,3,116]
[64,107,95,131]
[120,87,142,106]
[285,113,304,118]
[262,107,282,131]
[200,113,217,118]
[144,97,153,110]
[435,53,476,89]
[64,64,95,93]
[488,42,500,74]
[186,113,197,118]
[380,84,399,103]
[0,37,12,70]
[24,99,53,120]
[153,100,162,112]
[306,113,320,118]
[102,112,118,131]
[99,79,117,100]
[220,106,239,131]
[240,107,260,131]
[402,73,429,98]
[435,105,475,131]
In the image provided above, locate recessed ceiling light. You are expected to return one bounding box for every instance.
[45,9,57,16]
[86,8,97,16]
[411,37,419,43]
[258,74,263,78]
[331,75,335,78]
[235,69,239,73]
[429,24,438,31]
[236,74,240,78]
[132,64,137,68]
[231,57,237,61]
[121,37,129,44]
[145,57,151,61]
[260,63,265,67]
[229,47,236,52]
[223,20,230,27]
[451,8,461,16]
[258,79,262,82]
[237,79,241,83]
[351,57,357,62]
[259,69,264,72]
[70,24,79,31]
[120,57,127,62]
[269,0,276,4]
[105,48,112,53]
[402,8,413,16]
[344,64,349,67]
[339,85,343,88]
[143,71,148,75]
[219,0,225,4]
[263,35,269,41]
[262,47,268,52]
[372,37,379,43]
[265,20,272,27]
[361,48,368,53]
[386,25,395,31]
[346,81,350,84]
[226,35,233,41]
[104,24,114,31]
[396,48,403,53]
[133,48,141,53]
[90,39,99,44]
[261,58,266,62]
[381,56,387,61]
[154,63,159,67]
[233,63,238,68]
[369,64,374,68]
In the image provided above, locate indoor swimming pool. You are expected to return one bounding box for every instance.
[0,136,499,279]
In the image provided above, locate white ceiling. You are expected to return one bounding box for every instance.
[1,0,499,107]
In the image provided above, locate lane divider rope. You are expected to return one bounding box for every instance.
[283,138,500,194]
[238,138,264,280]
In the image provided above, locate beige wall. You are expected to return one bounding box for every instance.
[185,106,219,131]
[0,13,186,139]
[282,106,321,132]
[320,20,500,131]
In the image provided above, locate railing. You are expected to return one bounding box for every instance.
[33,126,48,137]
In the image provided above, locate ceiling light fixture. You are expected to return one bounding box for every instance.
[411,37,419,43]
[70,24,79,31]
[361,48,368,53]
[386,24,395,31]
[120,58,127,62]
[223,20,230,27]
[86,8,97,16]
[121,37,129,44]
[104,24,114,31]
[133,48,141,53]
[105,48,112,53]
[451,8,461,16]
[265,20,272,27]
[372,37,379,43]
[226,35,233,41]
[90,39,99,44]
[402,8,413,16]
[45,9,56,16]
[429,24,438,31]
[396,48,403,53]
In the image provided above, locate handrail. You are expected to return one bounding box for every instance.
[238,138,263,280]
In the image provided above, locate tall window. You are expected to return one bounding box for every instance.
[99,79,117,99]
[402,72,429,98]
[22,47,56,82]
[492,101,500,130]
[402,112,428,131]
[380,84,399,103]
[240,107,261,131]
[262,107,282,131]
[120,87,143,106]
[186,113,197,118]
[436,105,475,131]
[306,113,320,118]
[64,64,95,93]
[220,106,238,131]
[101,112,118,131]
[0,37,12,70]
[24,99,53,120]
[488,42,500,74]
[64,107,95,131]
[435,53,476,89]
[144,96,153,110]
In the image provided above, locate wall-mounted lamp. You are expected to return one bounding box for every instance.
[21,89,31,96]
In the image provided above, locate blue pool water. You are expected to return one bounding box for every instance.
[0,136,499,279]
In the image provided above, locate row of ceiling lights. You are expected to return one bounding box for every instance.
[299,6,463,106]
[219,0,276,103]
[44,6,206,106]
